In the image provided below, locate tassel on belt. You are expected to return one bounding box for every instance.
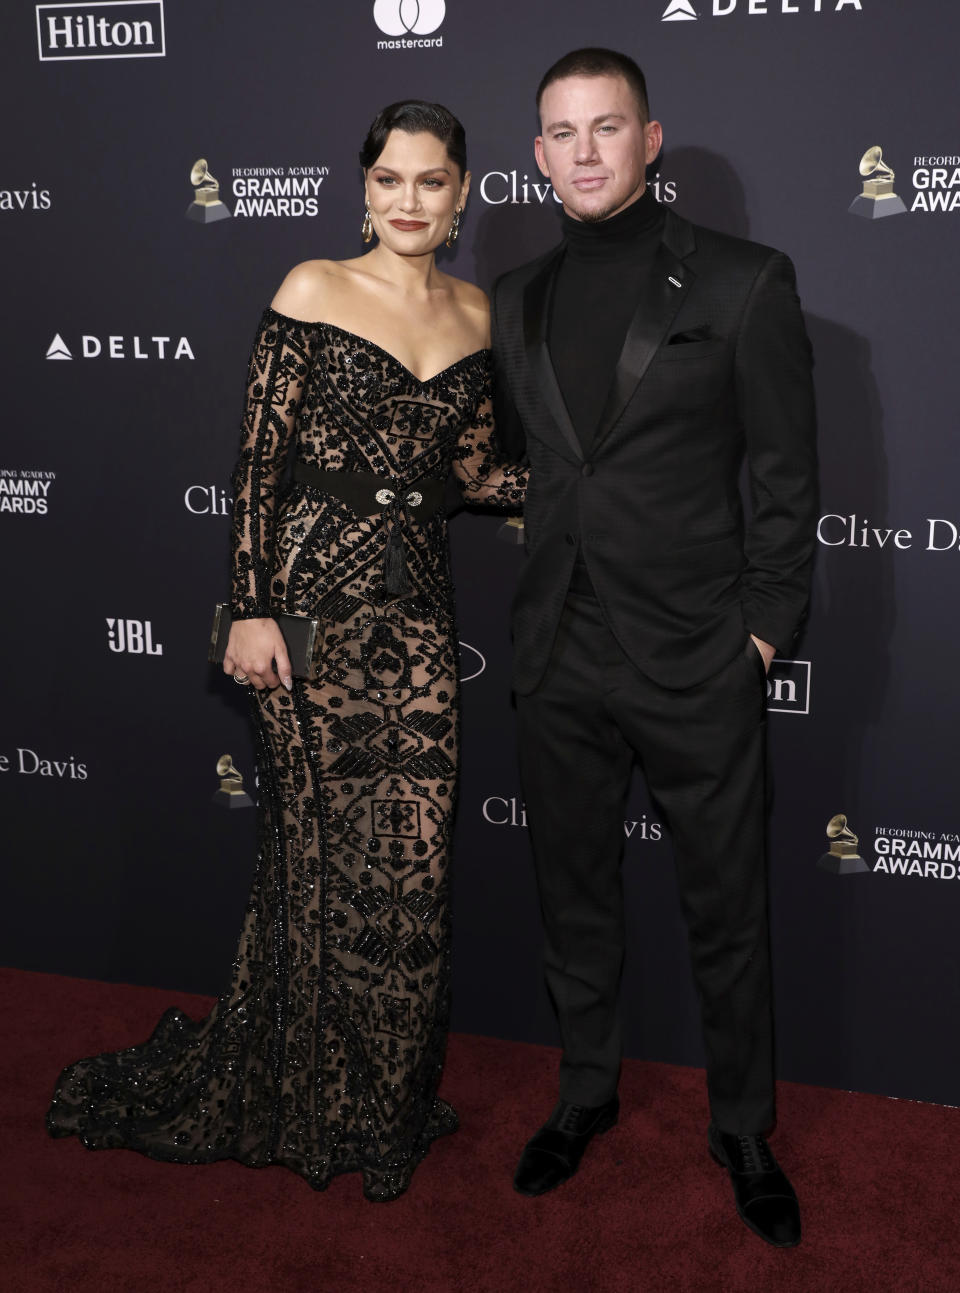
[293,462,445,596]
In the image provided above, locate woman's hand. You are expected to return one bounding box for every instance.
[224,618,292,691]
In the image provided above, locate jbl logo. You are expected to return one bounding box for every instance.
[106,618,163,655]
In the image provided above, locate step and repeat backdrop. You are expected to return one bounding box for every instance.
[2,1,957,1105]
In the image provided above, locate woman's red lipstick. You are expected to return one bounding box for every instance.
[389,219,429,230]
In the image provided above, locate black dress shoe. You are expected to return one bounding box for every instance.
[514,1096,619,1197]
[708,1124,801,1247]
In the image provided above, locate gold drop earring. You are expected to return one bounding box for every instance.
[361,201,373,243]
[446,207,462,248]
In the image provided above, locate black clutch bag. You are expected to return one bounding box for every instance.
[208,604,321,680]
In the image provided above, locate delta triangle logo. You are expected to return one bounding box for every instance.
[46,333,72,360]
[662,0,698,19]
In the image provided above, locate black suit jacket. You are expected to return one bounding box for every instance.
[491,206,819,694]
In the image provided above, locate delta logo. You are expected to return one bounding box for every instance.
[45,332,194,360]
[662,0,862,20]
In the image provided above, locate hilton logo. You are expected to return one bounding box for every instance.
[766,659,811,715]
[36,2,166,61]
[107,618,163,655]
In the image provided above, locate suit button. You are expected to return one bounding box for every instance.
[581,463,594,477]
[565,533,576,545]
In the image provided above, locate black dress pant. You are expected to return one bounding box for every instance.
[516,590,774,1135]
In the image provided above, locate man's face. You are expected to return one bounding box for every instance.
[535,74,662,222]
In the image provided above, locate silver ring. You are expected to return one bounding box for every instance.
[234,673,250,685]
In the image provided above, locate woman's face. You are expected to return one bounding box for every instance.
[364,129,469,255]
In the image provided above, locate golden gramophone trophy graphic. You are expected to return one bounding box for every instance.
[212,754,253,808]
[818,813,870,874]
[186,158,231,223]
[848,146,908,219]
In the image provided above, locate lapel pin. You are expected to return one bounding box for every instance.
[668,276,682,288]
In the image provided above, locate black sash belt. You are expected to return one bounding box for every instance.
[292,464,446,519]
[292,463,446,595]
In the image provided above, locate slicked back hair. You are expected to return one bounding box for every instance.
[536,48,650,124]
[359,100,467,177]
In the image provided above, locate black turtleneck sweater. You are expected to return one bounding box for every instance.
[549,188,665,457]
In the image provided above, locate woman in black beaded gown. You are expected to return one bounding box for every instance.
[47,102,526,1201]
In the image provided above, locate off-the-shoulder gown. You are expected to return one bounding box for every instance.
[47,308,526,1200]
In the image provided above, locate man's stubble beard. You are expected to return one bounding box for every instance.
[564,179,648,225]
[569,203,618,224]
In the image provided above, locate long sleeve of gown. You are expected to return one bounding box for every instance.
[451,386,528,511]
[230,311,315,619]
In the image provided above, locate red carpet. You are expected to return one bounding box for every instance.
[2,968,958,1292]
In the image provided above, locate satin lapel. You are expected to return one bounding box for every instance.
[522,249,582,462]
[591,236,697,454]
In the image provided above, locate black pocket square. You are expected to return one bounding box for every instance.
[668,327,712,344]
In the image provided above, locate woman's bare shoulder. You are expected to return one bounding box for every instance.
[443,274,490,347]
[444,274,490,313]
[270,259,354,321]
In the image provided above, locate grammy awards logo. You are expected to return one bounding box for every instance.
[212,754,253,808]
[818,813,870,874]
[185,158,230,223]
[0,468,55,515]
[662,0,698,19]
[848,146,908,219]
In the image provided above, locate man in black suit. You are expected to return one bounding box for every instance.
[491,49,818,1247]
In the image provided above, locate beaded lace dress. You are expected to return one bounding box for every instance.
[46,307,526,1200]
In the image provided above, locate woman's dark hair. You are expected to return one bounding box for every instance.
[359,100,467,176]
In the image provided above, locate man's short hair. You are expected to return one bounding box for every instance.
[536,48,650,123]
